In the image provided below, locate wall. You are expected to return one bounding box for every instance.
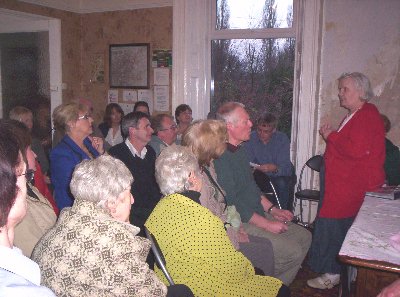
[0,0,81,103]
[318,0,400,151]
[80,7,172,122]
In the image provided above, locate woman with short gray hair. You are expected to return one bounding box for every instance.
[146,145,285,297]
[32,155,171,297]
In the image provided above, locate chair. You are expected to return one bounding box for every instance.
[294,155,323,225]
[253,170,282,209]
[144,227,175,285]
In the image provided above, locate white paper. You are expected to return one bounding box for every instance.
[119,103,135,115]
[153,86,169,112]
[122,90,137,102]
[137,90,154,114]
[108,89,118,103]
[154,68,170,86]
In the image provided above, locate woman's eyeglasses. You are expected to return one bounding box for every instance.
[78,114,91,120]
[20,169,35,183]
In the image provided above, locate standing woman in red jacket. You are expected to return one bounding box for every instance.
[307,72,385,289]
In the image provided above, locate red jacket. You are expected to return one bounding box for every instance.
[319,103,385,218]
[34,160,59,215]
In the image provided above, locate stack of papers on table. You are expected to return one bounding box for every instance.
[365,186,400,200]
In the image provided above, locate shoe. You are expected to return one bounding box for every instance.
[307,273,340,289]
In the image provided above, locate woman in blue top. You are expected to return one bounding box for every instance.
[50,102,104,210]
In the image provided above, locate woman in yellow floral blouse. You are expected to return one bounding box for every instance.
[146,145,288,297]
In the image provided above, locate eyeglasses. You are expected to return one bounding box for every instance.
[78,114,91,120]
[159,125,178,132]
[19,169,35,183]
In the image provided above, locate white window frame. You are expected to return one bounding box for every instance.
[172,0,323,197]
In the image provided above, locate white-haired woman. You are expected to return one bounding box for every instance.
[307,72,385,289]
[32,155,191,297]
[146,145,287,297]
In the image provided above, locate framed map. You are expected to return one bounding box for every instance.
[109,43,150,88]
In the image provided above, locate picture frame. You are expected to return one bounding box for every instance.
[109,43,150,88]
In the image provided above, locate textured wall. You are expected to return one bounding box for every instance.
[80,7,172,122]
[318,0,400,150]
[0,0,81,103]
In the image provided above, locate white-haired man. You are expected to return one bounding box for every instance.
[214,102,311,286]
[149,114,178,156]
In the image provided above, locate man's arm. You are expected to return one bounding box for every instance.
[248,212,288,234]
[260,195,293,222]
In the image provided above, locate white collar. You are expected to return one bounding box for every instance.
[125,138,147,159]
[0,245,41,285]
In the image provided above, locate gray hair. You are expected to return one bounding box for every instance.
[155,145,201,196]
[338,72,374,101]
[151,114,174,135]
[121,111,150,138]
[70,155,133,209]
[216,102,245,124]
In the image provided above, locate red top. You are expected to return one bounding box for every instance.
[34,160,59,215]
[319,103,385,218]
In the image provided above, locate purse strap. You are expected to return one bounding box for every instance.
[203,166,228,211]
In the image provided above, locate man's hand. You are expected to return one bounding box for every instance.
[271,208,293,222]
[377,279,400,297]
[257,163,278,174]
[264,220,288,234]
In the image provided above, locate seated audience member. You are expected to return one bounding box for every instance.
[134,101,150,115]
[149,114,178,156]
[98,103,124,148]
[146,145,288,297]
[51,102,104,210]
[381,114,400,186]
[182,119,275,276]
[175,104,193,143]
[214,102,311,286]
[32,155,192,297]
[109,112,161,233]
[1,120,56,257]
[244,113,294,209]
[0,126,55,296]
[9,106,50,181]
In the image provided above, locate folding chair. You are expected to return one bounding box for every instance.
[144,227,175,285]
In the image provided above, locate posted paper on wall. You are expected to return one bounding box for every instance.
[154,68,170,86]
[108,89,118,103]
[137,90,154,114]
[154,86,169,112]
[122,90,137,102]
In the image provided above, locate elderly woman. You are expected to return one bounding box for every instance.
[51,102,104,210]
[98,103,124,147]
[182,120,275,277]
[32,155,191,297]
[0,125,55,296]
[307,72,385,289]
[1,120,57,258]
[146,145,286,297]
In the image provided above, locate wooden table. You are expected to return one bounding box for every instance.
[338,196,400,297]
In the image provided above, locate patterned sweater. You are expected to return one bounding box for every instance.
[32,199,167,297]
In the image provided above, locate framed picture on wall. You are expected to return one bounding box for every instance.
[109,43,150,88]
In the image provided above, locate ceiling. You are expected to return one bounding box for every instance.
[19,0,172,13]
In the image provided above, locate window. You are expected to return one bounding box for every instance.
[210,0,295,137]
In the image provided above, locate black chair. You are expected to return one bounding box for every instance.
[144,227,175,285]
[294,155,323,225]
[253,170,282,209]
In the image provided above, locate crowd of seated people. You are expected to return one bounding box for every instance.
[2,71,397,296]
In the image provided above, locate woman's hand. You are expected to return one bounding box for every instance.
[319,123,333,141]
[238,225,250,242]
[89,136,104,155]
[271,208,293,222]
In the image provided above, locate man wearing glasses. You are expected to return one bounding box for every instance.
[149,114,178,156]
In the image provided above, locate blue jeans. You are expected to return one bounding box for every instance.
[269,176,292,210]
